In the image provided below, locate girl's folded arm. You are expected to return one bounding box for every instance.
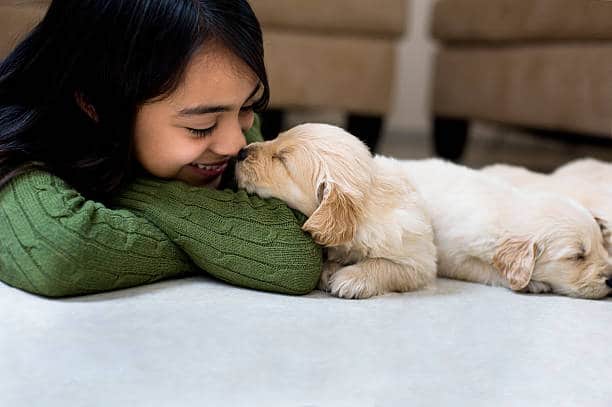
[0,170,195,297]
[114,177,323,295]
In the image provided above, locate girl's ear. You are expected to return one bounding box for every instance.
[74,91,99,122]
[302,182,362,247]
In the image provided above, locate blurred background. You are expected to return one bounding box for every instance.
[2,0,612,171]
[250,0,612,171]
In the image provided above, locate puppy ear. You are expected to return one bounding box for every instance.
[302,182,361,247]
[493,238,540,291]
[594,215,611,248]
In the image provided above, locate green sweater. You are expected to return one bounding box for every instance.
[0,119,322,297]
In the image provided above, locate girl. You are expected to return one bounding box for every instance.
[0,0,322,297]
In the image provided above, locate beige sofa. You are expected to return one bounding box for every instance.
[250,0,407,150]
[0,1,47,58]
[430,0,612,160]
[0,0,408,151]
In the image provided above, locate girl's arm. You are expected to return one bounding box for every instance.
[0,170,196,297]
[0,116,322,297]
[112,116,322,295]
[114,177,322,295]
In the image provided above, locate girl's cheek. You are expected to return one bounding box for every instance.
[240,111,255,130]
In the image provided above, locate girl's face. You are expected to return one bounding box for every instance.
[133,44,261,188]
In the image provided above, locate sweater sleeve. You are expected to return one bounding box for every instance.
[112,114,321,294]
[0,171,196,297]
[113,179,323,295]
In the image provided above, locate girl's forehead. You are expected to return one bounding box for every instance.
[168,45,257,105]
[186,44,255,84]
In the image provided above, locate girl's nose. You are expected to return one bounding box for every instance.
[210,123,247,157]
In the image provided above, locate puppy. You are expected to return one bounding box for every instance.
[483,161,612,255]
[554,157,612,180]
[406,159,612,299]
[235,124,437,299]
[238,124,611,299]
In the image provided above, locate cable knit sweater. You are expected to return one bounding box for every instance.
[0,119,322,297]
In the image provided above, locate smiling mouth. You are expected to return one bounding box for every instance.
[186,160,230,183]
[190,161,228,171]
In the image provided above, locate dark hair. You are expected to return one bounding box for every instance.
[0,0,269,202]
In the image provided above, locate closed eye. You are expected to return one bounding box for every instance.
[272,153,286,164]
[570,248,587,262]
[187,125,216,138]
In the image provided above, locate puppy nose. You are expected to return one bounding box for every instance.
[606,277,612,289]
[236,148,249,162]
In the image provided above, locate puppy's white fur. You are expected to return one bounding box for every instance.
[236,124,437,299]
[408,159,611,299]
[237,124,612,299]
[483,160,612,255]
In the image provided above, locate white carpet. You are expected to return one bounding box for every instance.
[1,276,611,406]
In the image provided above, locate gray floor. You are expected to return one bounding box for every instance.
[2,276,611,407]
[288,110,612,171]
[2,122,612,406]
[379,122,612,172]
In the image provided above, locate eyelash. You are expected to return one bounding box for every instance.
[186,106,255,138]
[187,126,216,138]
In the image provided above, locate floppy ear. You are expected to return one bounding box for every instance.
[594,215,611,248]
[302,182,361,247]
[493,238,540,291]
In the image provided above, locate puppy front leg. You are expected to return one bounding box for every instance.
[329,258,435,299]
[318,260,343,292]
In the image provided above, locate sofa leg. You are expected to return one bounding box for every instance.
[347,113,384,153]
[260,108,285,140]
[433,116,469,161]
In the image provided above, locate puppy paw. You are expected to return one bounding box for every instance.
[524,281,552,294]
[329,265,379,299]
[318,261,342,292]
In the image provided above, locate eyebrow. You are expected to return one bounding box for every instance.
[176,82,262,117]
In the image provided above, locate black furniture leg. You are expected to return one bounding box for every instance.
[259,108,285,140]
[433,116,469,161]
[347,113,384,153]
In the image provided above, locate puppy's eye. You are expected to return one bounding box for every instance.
[572,252,586,262]
[272,154,286,164]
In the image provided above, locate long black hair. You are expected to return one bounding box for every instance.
[0,0,269,202]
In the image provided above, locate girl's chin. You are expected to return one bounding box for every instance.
[182,175,221,188]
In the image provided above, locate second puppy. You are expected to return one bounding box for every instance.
[235,124,437,299]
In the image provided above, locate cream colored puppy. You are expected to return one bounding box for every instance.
[237,124,611,299]
[554,157,612,180]
[407,159,611,299]
[483,160,612,255]
[235,124,437,299]
[553,159,612,232]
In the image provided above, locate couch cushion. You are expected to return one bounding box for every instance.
[432,44,612,137]
[250,0,407,38]
[263,30,395,114]
[432,0,612,43]
[0,3,47,60]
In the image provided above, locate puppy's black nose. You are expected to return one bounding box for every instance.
[606,278,612,289]
[236,148,249,162]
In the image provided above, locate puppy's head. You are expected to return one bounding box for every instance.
[235,123,373,247]
[494,195,612,299]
